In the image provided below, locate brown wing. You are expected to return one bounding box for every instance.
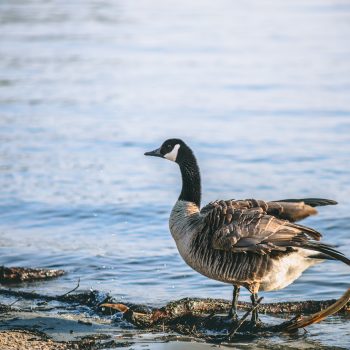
[201,200,321,255]
[200,197,337,223]
[200,199,349,263]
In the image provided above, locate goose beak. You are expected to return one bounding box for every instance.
[144,147,163,158]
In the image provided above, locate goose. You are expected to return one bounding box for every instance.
[145,138,349,324]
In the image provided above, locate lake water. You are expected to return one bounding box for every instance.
[0,0,350,348]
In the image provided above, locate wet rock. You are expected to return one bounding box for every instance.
[0,266,65,283]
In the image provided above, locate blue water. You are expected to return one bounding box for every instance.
[1,0,350,348]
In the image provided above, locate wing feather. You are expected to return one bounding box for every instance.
[202,200,322,255]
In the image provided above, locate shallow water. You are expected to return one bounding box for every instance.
[1,0,350,348]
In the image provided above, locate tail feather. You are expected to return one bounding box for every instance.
[276,198,338,207]
[304,242,350,266]
[308,253,336,260]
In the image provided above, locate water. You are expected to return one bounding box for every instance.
[1,0,350,347]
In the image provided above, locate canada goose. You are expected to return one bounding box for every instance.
[145,139,349,324]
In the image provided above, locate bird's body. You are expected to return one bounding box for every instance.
[170,200,321,293]
[145,138,349,323]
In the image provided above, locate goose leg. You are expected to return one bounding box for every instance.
[250,292,259,324]
[228,285,240,320]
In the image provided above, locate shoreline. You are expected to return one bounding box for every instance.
[0,301,219,350]
[0,285,349,349]
[1,300,349,350]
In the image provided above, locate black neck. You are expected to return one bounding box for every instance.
[178,151,201,208]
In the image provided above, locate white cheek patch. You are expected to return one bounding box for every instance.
[164,144,180,162]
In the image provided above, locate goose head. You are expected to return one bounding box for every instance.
[145,138,189,163]
[145,139,201,207]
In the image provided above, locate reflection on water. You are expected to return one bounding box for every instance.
[0,0,350,348]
